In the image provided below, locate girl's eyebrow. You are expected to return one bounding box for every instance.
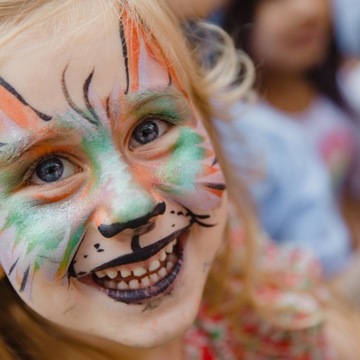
[125,87,192,125]
[0,133,70,167]
[0,135,39,166]
[127,87,189,111]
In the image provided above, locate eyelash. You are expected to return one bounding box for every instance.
[14,112,183,185]
[129,115,175,146]
[21,152,72,186]
[131,113,181,135]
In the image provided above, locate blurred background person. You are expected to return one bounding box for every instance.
[218,0,360,277]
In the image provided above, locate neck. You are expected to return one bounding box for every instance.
[258,69,317,113]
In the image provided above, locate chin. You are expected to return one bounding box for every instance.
[25,235,209,350]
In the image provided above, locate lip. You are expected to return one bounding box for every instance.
[76,229,189,304]
[103,247,183,304]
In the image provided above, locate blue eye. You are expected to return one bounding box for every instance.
[130,119,169,149]
[31,156,78,184]
[36,157,63,183]
[134,121,159,144]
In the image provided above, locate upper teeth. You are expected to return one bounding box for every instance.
[165,242,174,253]
[120,268,131,278]
[94,238,178,285]
[149,259,160,272]
[133,267,147,277]
[107,269,118,280]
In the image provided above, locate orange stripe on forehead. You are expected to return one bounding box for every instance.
[122,10,141,93]
[121,11,183,93]
[122,12,140,91]
[142,29,184,90]
[0,78,52,130]
[0,86,36,128]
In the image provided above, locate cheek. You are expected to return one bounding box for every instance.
[0,194,91,294]
[148,128,226,211]
[189,193,228,269]
[252,20,287,63]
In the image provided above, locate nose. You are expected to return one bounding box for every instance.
[92,152,163,239]
[98,202,166,238]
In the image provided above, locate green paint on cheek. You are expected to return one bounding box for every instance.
[4,197,39,248]
[3,195,82,274]
[80,128,112,187]
[158,128,205,190]
[58,225,85,275]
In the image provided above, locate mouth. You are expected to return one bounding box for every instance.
[77,231,187,304]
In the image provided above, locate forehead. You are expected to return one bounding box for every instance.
[0,9,171,116]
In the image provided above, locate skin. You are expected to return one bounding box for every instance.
[0,7,227,357]
[251,0,332,74]
[249,0,332,112]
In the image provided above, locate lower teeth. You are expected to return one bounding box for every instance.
[97,254,178,290]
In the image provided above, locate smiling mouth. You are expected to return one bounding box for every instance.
[77,231,187,304]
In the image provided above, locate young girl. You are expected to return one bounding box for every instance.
[0,0,359,359]
[221,0,360,277]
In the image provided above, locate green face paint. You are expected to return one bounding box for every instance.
[156,128,205,193]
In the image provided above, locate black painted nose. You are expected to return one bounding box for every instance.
[98,202,166,238]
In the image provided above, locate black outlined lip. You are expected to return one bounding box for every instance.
[77,231,188,304]
[105,248,184,304]
[88,224,191,274]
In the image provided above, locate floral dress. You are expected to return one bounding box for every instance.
[184,239,334,359]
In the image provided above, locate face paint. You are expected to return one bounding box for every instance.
[0,7,227,349]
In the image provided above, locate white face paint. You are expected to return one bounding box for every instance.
[0,7,227,349]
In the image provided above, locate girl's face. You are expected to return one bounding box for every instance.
[250,0,332,73]
[0,11,227,347]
